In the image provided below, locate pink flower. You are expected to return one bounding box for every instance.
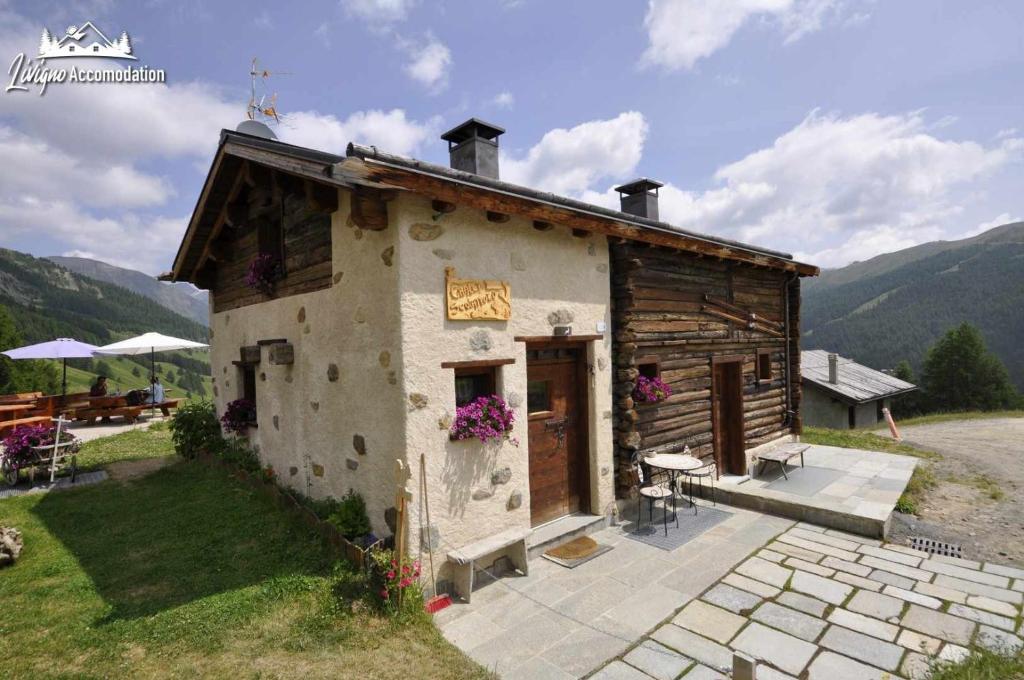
[399,578,412,588]
[380,588,389,599]
[386,570,395,579]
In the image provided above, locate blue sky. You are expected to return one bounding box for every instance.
[1,0,1021,274]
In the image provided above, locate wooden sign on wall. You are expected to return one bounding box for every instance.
[445,267,511,320]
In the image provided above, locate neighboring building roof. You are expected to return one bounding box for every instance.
[801,350,917,404]
[167,129,819,282]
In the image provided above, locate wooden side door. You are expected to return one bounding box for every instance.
[712,358,746,476]
[526,346,589,526]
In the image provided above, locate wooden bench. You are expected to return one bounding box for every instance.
[447,528,530,603]
[73,406,145,425]
[0,416,52,435]
[154,399,181,417]
[755,443,811,480]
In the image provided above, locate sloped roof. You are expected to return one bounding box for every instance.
[802,350,917,404]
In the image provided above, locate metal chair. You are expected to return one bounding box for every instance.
[682,460,717,508]
[630,459,674,536]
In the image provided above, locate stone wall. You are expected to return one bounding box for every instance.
[392,193,616,573]
[209,188,405,536]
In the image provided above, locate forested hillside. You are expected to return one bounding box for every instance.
[48,256,209,326]
[0,248,211,398]
[802,222,1024,389]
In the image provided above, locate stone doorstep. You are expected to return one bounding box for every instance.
[919,558,1012,589]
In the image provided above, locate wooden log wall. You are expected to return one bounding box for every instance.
[611,243,802,497]
[209,175,334,313]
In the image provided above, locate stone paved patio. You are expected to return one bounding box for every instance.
[592,522,1024,679]
[712,444,918,537]
[435,503,795,679]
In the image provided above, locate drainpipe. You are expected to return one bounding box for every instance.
[782,272,798,427]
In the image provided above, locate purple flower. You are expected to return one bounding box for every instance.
[632,375,672,404]
[450,395,517,444]
[1,424,78,471]
[245,254,283,293]
[221,399,257,433]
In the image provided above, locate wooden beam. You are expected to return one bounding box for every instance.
[305,180,339,214]
[533,220,554,231]
[432,199,456,214]
[192,160,257,279]
[486,211,510,223]
[440,358,516,369]
[513,334,604,343]
[351,187,390,230]
[338,158,818,276]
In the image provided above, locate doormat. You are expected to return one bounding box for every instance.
[624,505,732,551]
[542,536,614,569]
[763,466,844,497]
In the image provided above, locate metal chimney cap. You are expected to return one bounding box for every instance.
[441,118,506,144]
[615,178,664,196]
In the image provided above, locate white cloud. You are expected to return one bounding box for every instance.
[964,212,1020,238]
[492,91,515,108]
[341,0,415,24]
[640,0,862,71]
[281,108,437,156]
[403,36,452,91]
[644,110,1022,266]
[502,112,649,196]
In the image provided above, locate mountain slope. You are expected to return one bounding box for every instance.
[802,222,1024,390]
[48,256,209,326]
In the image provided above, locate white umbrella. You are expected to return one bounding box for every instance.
[95,332,209,400]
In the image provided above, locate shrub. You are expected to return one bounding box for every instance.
[221,399,256,434]
[368,548,423,617]
[221,436,260,473]
[328,490,372,541]
[170,400,222,458]
[449,395,517,444]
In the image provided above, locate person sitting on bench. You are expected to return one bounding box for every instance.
[89,376,108,397]
[148,376,165,407]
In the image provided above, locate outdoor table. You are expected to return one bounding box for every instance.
[644,453,703,517]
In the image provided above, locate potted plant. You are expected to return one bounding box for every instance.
[449,395,517,445]
[245,253,283,295]
[633,375,672,404]
[221,398,257,433]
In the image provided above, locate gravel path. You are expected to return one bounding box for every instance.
[886,418,1024,567]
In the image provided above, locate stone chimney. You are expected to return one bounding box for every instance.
[614,178,664,220]
[828,353,839,384]
[440,118,505,179]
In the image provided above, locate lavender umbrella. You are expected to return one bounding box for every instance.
[2,338,99,398]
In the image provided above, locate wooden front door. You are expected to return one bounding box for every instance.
[712,358,746,476]
[526,346,589,527]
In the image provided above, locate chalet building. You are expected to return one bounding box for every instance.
[801,350,917,429]
[166,118,818,594]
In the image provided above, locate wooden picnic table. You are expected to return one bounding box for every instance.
[0,404,33,419]
[754,443,811,480]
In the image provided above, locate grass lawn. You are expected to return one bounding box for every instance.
[75,421,176,471]
[0,434,487,679]
[927,646,1024,679]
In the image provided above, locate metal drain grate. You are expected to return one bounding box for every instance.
[910,536,964,558]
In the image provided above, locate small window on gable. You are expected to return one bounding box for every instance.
[93,45,99,52]
[68,45,75,52]
[454,366,496,407]
[757,349,772,382]
[637,356,660,379]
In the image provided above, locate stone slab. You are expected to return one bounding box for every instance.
[758,548,786,563]
[933,574,1024,604]
[858,544,923,566]
[947,603,1016,631]
[966,595,1019,617]
[828,608,899,641]
[680,665,726,680]
[541,626,631,677]
[897,629,943,655]
[846,590,905,622]
[623,640,692,680]
[859,555,932,581]
[591,660,656,680]
[920,559,1011,588]
[983,562,1024,580]
[790,569,853,605]
[768,541,825,562]
[787,528,861,551]
[650,624,731,672]
[901,651,931,680]
[783,557,834,577]
[834,571,883,591]
[914,580,968,604]
[901,603,976,645]
[881,585,942,609]
[776,534,858,561]
[777,591,829,617]
[735,556,793,588]
[701,583,762,614]
[977,625,1023,654]
[819,625,905,671]
[673,600,746,644]
[820,556,871,577]
[867,569,916,590]
[751,602,827,641]
[807,650,897,680]
[722,573,781,598]
[730,622,817,676]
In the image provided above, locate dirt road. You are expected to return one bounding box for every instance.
[887,418,1024,565]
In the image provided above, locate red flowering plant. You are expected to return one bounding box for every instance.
[245,253,283,294]
[1,423,79,479]
[450,395,518,445]
[221,399,257,433]
[633,375,672,404]
[369,548,423,616]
